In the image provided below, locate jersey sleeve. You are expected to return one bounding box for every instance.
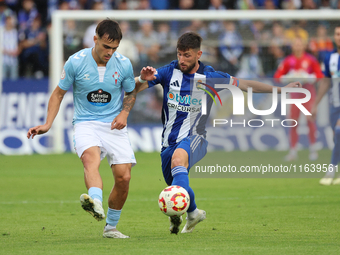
[323,53,331,78]
[58,58,75,91]
[147,65,170,88]
[208,71,237,92]
[122,60,135,93]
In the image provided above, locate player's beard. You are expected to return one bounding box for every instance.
[179,61,196,74]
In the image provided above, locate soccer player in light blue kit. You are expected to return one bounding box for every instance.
[27,19,136,238]
[137,32,301,234]
[313,26,340,185]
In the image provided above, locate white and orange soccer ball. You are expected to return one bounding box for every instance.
[158,185,190,217]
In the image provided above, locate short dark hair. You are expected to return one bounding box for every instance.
[177,32,202,51]
[96,18,122,42]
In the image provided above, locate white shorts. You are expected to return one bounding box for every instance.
[73,121,136,167]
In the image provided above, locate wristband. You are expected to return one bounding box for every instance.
[138,76,146,83]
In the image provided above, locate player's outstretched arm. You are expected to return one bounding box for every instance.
[27,86,67,139]
[311,78,331,118]
[238,78,301,93]
[111,89,137,130]
[134,66,157,93]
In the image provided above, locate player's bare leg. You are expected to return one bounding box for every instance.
[81,147,103,189]
[80,146,105,221]
[108,163,131,209]
[103,163,131,238]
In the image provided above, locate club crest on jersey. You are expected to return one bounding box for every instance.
[113,72,120,85]
[87,89,111,106]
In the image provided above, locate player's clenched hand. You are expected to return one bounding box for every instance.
[27,124,51,139]
[111,111,128,130]
[140,66,157,81]
[285,81,302,88]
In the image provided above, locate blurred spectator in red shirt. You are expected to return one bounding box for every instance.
[274,37,324,161]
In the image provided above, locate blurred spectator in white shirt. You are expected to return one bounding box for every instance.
[63,19,83,61]
[236,41,264,79]
[116,21,139,67]
[82,1,104,48]
[83,22,97,48]
[2,14,19,80]
[135,20,160,68]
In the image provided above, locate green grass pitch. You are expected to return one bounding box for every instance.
[1,150,340,255]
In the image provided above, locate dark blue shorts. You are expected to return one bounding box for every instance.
[160,135,208,185]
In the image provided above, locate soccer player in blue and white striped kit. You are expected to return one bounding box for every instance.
[136,32,301,234]
[313,25,340,185]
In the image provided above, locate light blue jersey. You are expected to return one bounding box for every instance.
[59,48,135,124]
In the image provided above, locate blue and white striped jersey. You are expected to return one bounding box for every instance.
[324,51,340,109]
[148,60,236,148]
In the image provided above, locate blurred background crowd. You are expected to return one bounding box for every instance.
[0,0,339,80]
[0,0,338,123]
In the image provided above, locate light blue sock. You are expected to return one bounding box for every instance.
[106,208,122,227]
[88,187,102,203]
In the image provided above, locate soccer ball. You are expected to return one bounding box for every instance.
[158,185,190,217]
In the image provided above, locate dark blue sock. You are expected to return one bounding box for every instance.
[331,127,340,166]
[185,186,196,213]
[171,166,197,213]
